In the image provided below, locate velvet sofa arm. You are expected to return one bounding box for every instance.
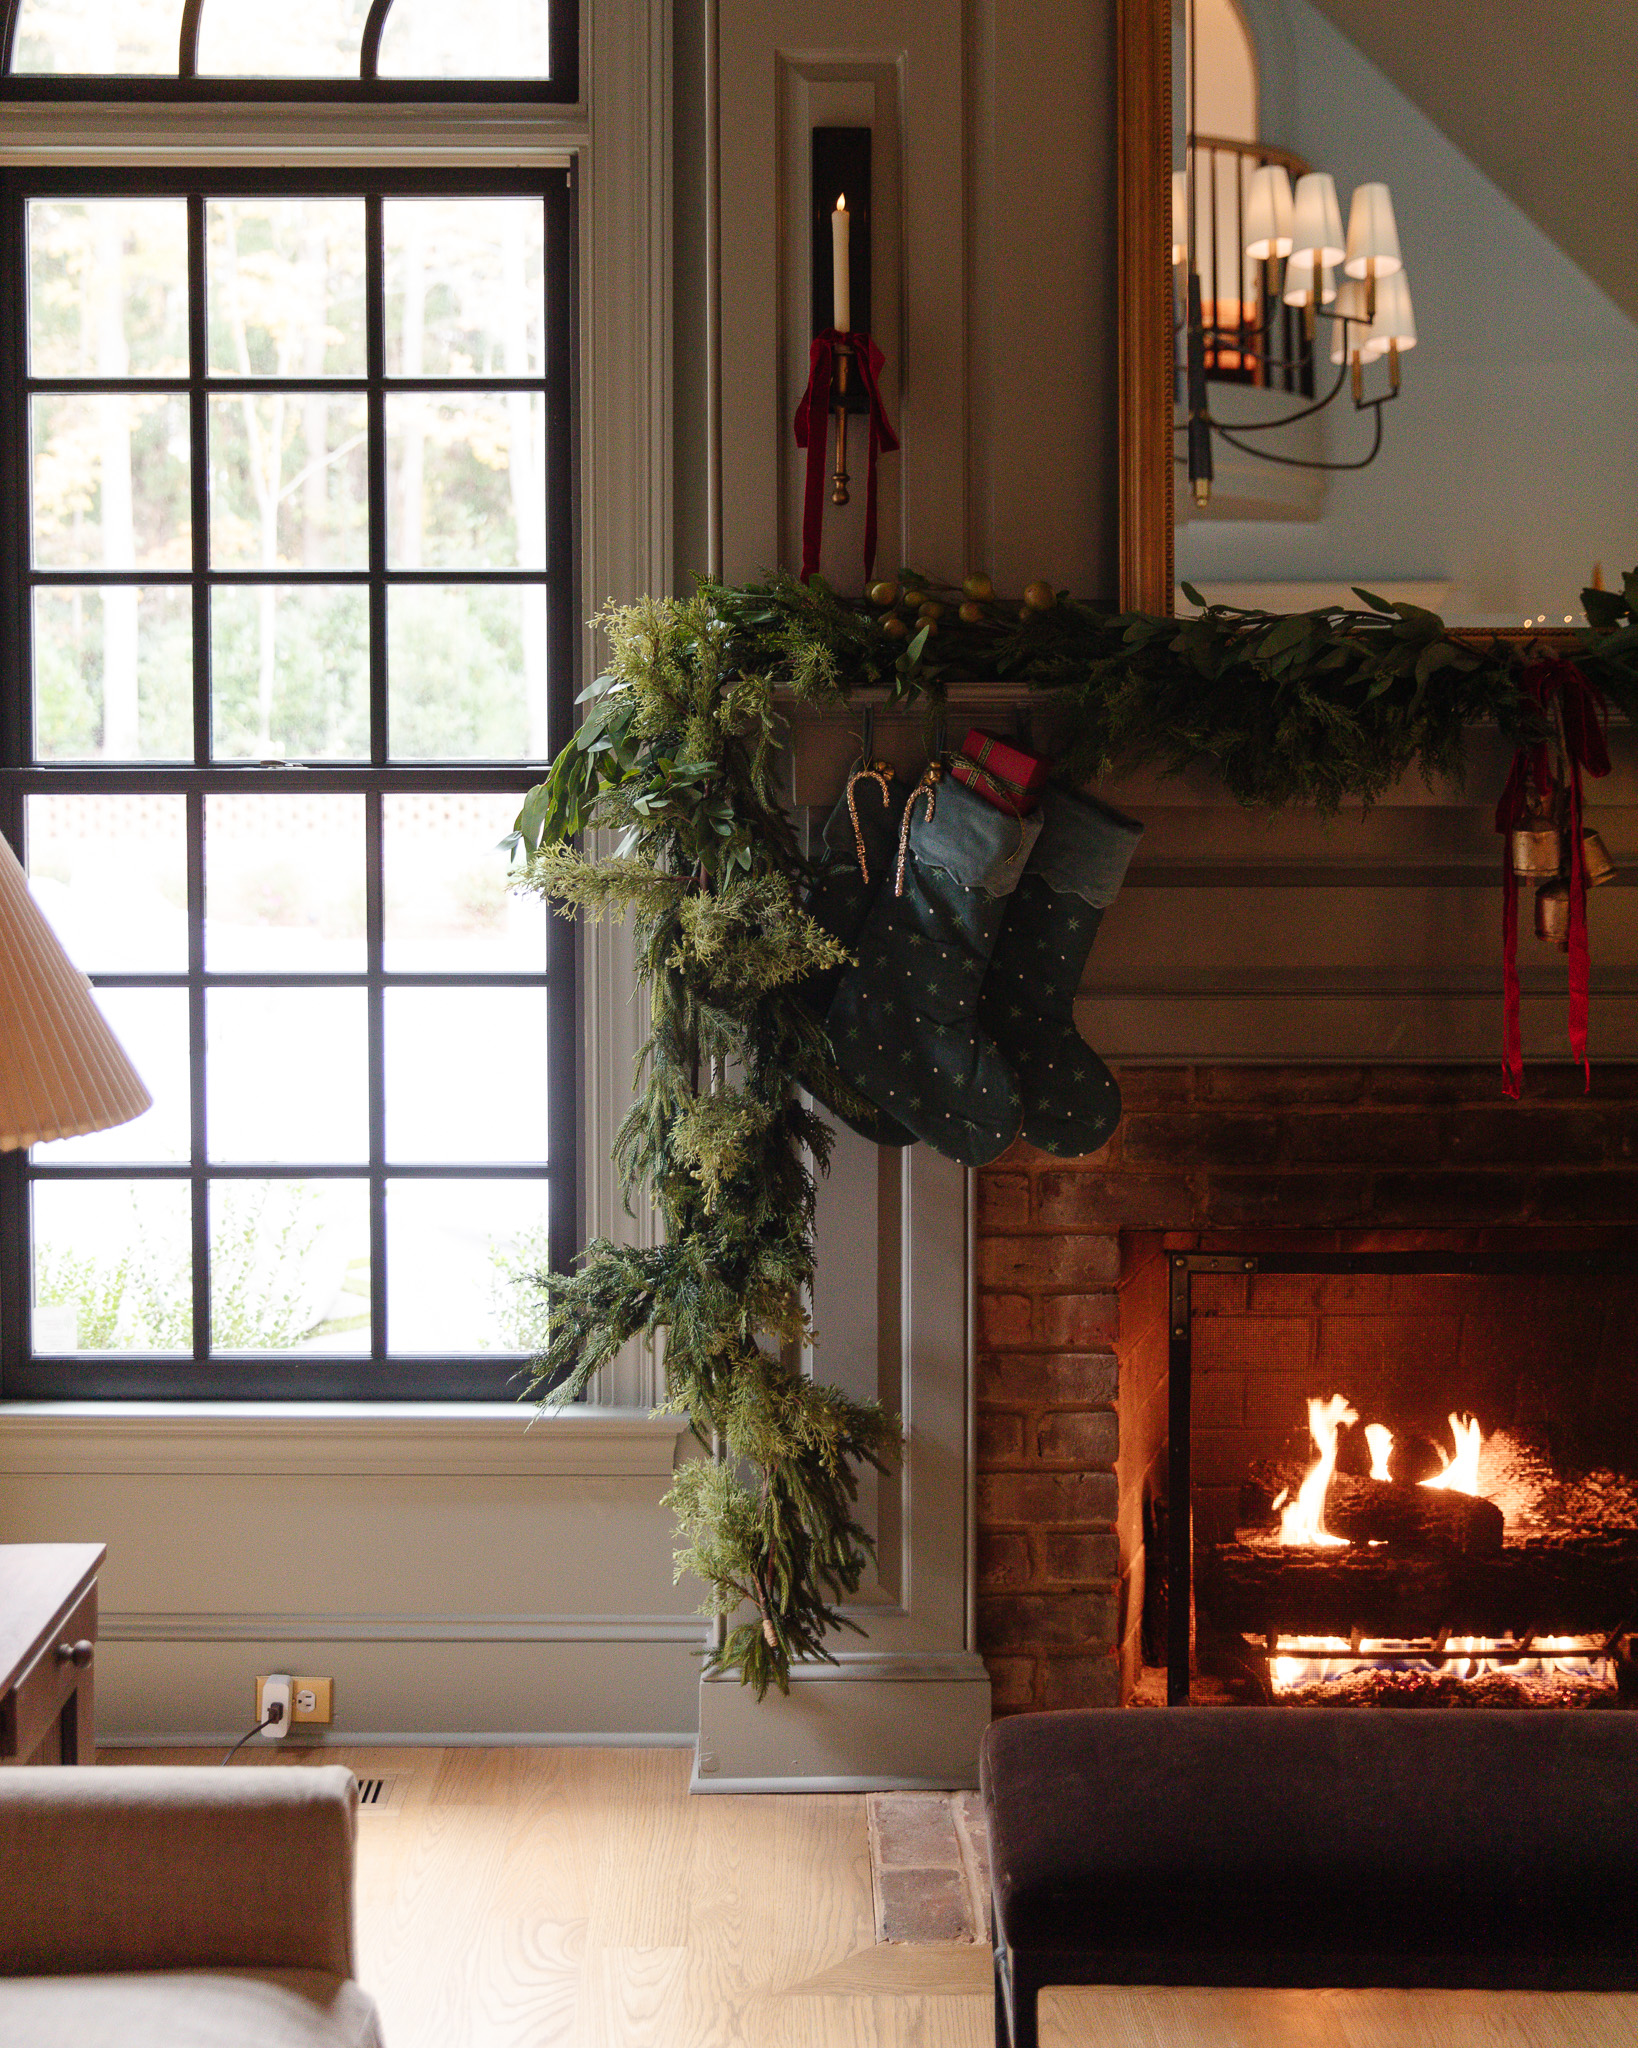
[0,1765,359,1980]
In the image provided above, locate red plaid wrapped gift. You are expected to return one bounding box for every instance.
[950,728,1050,816]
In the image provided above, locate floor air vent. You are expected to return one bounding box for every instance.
[355,1775,408,1812]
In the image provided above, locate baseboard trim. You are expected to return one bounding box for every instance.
[690,1767,976,1795]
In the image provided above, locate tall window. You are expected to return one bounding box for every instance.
[0,0,576,97]
[0,169,577,1397]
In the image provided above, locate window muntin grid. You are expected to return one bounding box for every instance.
[0,168,576,1399]
[1,0,574,98]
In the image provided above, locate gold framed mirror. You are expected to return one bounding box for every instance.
[1116,0,1637,638]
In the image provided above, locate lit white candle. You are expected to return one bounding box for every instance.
[831,193,850,334]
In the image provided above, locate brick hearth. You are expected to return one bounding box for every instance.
[973,1063,1638,1715]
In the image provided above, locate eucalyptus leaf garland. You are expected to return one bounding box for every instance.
[512,566,1638,1698]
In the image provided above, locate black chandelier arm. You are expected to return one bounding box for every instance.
[1208,401,1386,474]
[1172,349,1374,439]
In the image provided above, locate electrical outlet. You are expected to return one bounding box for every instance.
[291,1677,333,1725]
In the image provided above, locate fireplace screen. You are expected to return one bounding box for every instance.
[1166,1251,1638,1709]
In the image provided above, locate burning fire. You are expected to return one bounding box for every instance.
[1262,1395,1610,1693]
[1277,1402,1487,1551]
[1422,1412,1483,1495]
[1275,1394,1358,1547]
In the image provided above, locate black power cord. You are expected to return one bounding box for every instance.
[222,1701,284,1765]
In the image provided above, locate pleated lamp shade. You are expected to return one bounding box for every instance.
[0,833,151,1150]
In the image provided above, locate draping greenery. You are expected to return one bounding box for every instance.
[510,566,1638,1697]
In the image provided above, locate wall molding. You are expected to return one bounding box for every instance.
[103,1610,709,1644]
[0,1404,687,1478]
[703,1649,991,1685]
[0,103,586,166]
[107,1729,701,1749]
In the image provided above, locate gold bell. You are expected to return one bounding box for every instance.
[1512,819,1563,877]
[1582,827,1618,887]
[1535,878,1571,950]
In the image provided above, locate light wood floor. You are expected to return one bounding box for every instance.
[100,1745,1638,2048]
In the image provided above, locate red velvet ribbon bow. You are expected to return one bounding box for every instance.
[792,330,899,586]
[1493,658,1610,1097]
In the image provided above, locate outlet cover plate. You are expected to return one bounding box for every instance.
[291,1676,333,1724]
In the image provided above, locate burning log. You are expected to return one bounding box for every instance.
[1242,1460,1505,1556]
[1200,1530,1638,1640]
[1336,1426,1446,1487]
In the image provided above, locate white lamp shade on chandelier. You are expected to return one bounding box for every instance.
[1329,278,1373,362]
[1170,170,1188,264]
[1289,171,1346,268]
[1243,162,1294,259]
[1363,268,1417,358]
[1343,180,1403,279]
[0,833,150,1150]
[1282,251,1338,306]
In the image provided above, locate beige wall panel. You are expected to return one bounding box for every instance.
[970,0,1118,597]
[0,1473,696,1624]
[96,1638,702,1743]
[717,0,968,588]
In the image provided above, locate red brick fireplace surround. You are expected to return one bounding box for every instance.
[973,1063,1638,1714]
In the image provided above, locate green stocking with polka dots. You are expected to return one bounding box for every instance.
[796,768,917,1147]
[977,786,1142,1158]
[825,774,1041,1167]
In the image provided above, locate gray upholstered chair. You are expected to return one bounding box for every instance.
[0,1764,384,2047]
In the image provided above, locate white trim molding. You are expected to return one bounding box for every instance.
[577,0,674,1407]
[103,1610,709,1644]
[0,103,585,166]
[0,1403,687,1478]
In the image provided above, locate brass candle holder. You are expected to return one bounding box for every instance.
[831,339,853,506]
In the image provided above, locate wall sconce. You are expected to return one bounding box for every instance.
[794,125,898,585]
[811,126,871,499]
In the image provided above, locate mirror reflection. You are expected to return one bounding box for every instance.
[1172,0,1638,627]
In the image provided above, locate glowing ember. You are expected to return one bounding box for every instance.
[1278,1394,1358,1547]
[1364,1423,1394,1482]
[1422,1412,1483,1496]
[1266,1632,1611,1693]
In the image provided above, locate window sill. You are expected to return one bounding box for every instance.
[0,1403,687,1480]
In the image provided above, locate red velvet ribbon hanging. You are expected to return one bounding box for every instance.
[1493,658,1610,1097]
[792,330,899,586]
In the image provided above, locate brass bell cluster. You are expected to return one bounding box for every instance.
[1511,782,1617,949]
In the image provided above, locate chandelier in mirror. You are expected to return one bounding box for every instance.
[1175,0,1415,509]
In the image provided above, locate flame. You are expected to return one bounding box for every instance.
[835,193,847,211]
[1278,1395,1358,1547]
[1421,1412,1483,1495]
[1364,1423,1394,1482]
[1267,1632,1609,1692]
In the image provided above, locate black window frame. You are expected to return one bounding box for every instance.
[0,163,580,1400]
[0,0,578,102]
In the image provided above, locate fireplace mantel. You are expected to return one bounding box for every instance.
[785,706,1638,1066]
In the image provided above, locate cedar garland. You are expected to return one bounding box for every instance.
[511,568,1638,1697]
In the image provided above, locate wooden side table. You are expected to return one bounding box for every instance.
[0,1544,104,1765]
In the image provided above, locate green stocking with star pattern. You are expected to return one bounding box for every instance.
[977,785,1142,1157]
[825,774,1041,1166]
